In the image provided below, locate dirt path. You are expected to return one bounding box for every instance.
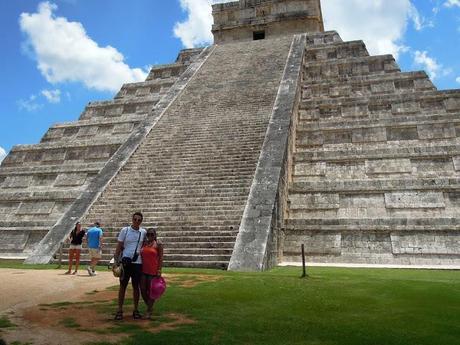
[0,268,122,345]
[0,268,118,312]
[0,268,221,345]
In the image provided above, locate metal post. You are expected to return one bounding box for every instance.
[301,244,307,278]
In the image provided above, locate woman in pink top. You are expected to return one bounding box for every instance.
[140,227,163,319]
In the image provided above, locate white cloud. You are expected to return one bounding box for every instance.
[173,0,229,48]
[322,0,423,58]
[414,50,451,80]
[41,89,61,103]
[19,2,147,92]
[174,0,425,60]
[17,94,43,112]
[174,0,214,48]
[456,77,460,83]
[0,147,6,164]
[444,0,460,8]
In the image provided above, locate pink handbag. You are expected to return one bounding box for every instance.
[150,276,166,299]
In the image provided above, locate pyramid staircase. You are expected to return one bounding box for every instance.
[282,32,460,265]
[58,37,293,268]
[0,49,203,258]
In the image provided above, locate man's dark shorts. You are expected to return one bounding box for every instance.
[120,263,142,285]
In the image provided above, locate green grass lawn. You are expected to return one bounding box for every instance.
[98,267,460,345]
[1,262,459,345]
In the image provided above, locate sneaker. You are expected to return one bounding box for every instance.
[87,266,93,276]
[92,271,97,276]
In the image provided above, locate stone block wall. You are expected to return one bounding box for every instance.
[282,31,460,266]
[212,0,323,44]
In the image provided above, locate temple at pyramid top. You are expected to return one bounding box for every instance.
[212,0,324,44]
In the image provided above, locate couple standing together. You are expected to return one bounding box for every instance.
[114,212,163,320]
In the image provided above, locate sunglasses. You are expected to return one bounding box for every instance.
[133,217,142,222]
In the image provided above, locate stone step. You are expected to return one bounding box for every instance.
[284,217,460,231]
[146,63,187,81]
[11,136,127,152]
[0,225,50,232]
[297,112,460,132]
[85,232,238,242]
[299,90,460,122]
[100,185,251,193]
[2,149,120,168]
[105,181,252,190]
[41,122,141,144]
[303,55,400,81]
[90,207,245,215]
[90,198,248,208]
[0,163,104,176]
[165,253,231,262]
[296,120,460,147]
[91,208,245,215]
[302,72,434,100]
[81,100,157,120]
[85,217,242,226]
[295,142,460,163]
[119,161,257,171]
[305,40,368,61]
[305,31,343,46]
[0,218,55,227]
[112,91,162,103]
[112,171,254,180]
[53,115,147,128]
[0,190,80,202]
[163,261,228,269]
[290,177,460,193]
[115,77,178,95]
[132,136,267,148]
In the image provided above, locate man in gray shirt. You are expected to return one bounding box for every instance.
[114,212,146,320]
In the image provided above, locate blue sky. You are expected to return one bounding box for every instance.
[0,0,459,162]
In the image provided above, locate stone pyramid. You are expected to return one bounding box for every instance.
[0,0,459,270]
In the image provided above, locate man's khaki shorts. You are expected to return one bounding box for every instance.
[88,248,102,259]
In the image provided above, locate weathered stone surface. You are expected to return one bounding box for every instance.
[295,162,326,176]
[384,192,445,209]
[391,233,460,255]
[365,159,412,174]
[289,193,340,210]
[212,0,324,44]
[283,29,460,266]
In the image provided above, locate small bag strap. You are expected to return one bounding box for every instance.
[132,229,142,259]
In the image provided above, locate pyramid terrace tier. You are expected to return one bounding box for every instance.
[296,117,460,147]
[303,55,401,81]
[114,79,179,101]
[282,31,460,267]
[282,229,460,265]
[298,94,460,128]
[40,116,146,144]
[302,71,435,99]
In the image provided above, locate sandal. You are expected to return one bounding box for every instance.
[72,271,77,275]
[64,270,71,275]
[144,311,152,320]
[114,311,123,321]
[132,310,142,320]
